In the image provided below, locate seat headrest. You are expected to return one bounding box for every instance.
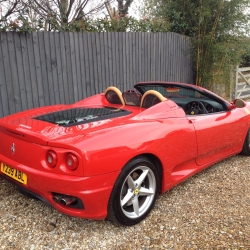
[140,90,167,108]
[104,86,125,105]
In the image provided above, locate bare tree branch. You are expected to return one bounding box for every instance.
[0,0,23,19]
[71,0,87,21]
[117,0,133,17]
[66,0,75,17]
[22,0,113,26]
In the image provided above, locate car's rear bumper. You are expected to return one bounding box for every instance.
[0,153,120,220]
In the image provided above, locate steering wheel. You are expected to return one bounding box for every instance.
[184,101,208,115]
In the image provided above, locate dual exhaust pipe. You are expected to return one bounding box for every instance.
[53,194,76,206]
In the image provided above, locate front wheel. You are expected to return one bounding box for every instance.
[241,128,250,156]
[107,157,159,226]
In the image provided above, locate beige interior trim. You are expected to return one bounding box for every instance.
[104,86,125,105]
[140,90,167,107]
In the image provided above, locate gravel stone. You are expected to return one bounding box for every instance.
[1,155,250,249]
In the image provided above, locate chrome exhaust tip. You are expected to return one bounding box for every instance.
[52,192,84,209]
[53,195,64,204]
[60,196,77,206]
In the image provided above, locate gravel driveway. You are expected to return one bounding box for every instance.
[1,155,250,249]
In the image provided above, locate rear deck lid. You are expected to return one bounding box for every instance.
[0,106,132,145]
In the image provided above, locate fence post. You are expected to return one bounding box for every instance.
[234,65,239,99]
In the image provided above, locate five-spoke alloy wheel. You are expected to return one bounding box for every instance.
[107,157,159,226]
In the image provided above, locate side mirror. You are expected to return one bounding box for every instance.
[228,99,247,110]
[232,99,246,108]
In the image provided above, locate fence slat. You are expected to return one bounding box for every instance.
[0,32,9,117]
[237,67,250,72]
[32,32,45,107]
[4,33,17,114]
[237,86,250,92]
[39,32,50,106]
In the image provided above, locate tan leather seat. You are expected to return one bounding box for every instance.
[140,90,167,108]
[104,86,125,105]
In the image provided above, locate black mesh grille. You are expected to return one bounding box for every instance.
[33,107,131,127]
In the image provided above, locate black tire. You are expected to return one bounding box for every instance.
[241,128,250,156]
[107,157,159,226]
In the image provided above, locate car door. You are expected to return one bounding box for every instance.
[189,108,249,166]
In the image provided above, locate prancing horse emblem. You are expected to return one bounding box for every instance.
[11,143,15,155]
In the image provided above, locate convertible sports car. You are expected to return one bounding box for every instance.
[1,81,250,226]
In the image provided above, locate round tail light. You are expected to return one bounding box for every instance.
[65,153,79,171]
[46,150,58,168]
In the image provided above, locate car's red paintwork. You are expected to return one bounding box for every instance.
[0,82,250,220]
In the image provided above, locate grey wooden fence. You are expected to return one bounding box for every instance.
[0,32,194,118]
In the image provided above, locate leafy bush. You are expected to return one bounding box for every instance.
[0,13,169,33]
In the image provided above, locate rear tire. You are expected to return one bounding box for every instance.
[107,157,159,226]
[241,128,250,156]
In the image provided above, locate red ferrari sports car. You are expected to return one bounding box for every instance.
[0,81,250,225]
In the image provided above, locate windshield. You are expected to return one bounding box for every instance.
[135,83,227,114]
[136,84,209,100]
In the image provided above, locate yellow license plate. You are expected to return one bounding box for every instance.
[1,163,27,185]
